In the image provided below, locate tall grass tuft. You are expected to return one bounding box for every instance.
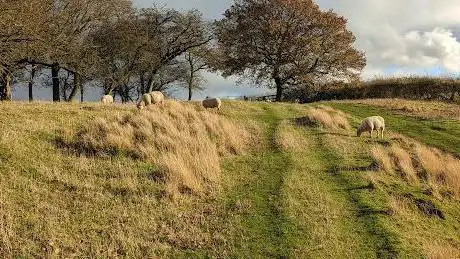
[390,145,418,182]
[75,101,252,198]
[297,105,351,131]
[414,144,460,198]
[370,145,393,173]
[370,136,460,198]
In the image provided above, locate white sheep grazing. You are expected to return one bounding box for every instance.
[202,97,222,110]
[142,93,152,106]
[101,95,114,104]
[357,116,385,139]
[149,91,165,105]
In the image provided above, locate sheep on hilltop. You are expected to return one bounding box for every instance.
[101,95,114,104]
[150,91,165,105]
[137,91,165,110]
[202,97,222,110]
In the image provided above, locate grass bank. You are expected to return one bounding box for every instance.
[0,100,459,257]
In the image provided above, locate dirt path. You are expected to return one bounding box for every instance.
[220,104,399,258]
[221,105,294,257]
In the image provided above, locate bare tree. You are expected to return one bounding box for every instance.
[136,8,213,93]
[19,0,132,102]
[90,14,146,97]
[91,7,212,101]
[184,48,210,100]
[0,0,49,100]
[215,0,366,101]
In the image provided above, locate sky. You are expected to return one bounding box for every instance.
[134,0,460,99]
[12,0,460,101]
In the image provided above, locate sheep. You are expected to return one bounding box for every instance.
[137,92,164,110]
[149,91,165,105]
[142,93,152,106]
[101,95,114,104]
[136,100,146,110]
[357,116,385,139]
[202,97,222,110]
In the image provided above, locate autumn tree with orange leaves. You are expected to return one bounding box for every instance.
[215,0,366,101]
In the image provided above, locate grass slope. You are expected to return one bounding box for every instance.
[0,100,459,258]
[327,102,460,155]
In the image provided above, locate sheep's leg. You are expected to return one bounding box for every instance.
[381,128,384,139]
[370,130,373,138]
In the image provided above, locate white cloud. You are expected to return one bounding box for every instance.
[402,28,460,71]
[320,0,460,77]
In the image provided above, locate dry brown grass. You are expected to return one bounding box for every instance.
[299,105,351,131]
[370,145,393,173]
[414,144,460,198]
[74,100,252,198]
[276,120,309,152]
[388,195,413,218]
[389,145,418,182]
[0,101,264,257]
[425,242,460,259]
[370,135,460,198]
[351,99,460,120]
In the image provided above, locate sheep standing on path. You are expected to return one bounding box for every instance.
[101,95,114,104]
[357,116,385,139]
[202,97,222,110]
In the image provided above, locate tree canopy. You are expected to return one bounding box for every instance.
[215,0,366,101]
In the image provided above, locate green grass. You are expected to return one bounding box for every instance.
[327,102,460,155]
[0,100,459,258]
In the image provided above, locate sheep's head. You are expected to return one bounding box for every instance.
[137,101,145,110]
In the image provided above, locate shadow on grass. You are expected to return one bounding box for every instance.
[53,135,141,160]
[346,182,375,191]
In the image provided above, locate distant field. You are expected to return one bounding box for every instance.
[328,100,460,155]
[338,98,460,121]
[0,100,459,258]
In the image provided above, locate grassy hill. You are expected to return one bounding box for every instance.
[0,100,459,258]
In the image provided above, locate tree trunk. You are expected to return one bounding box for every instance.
[148,69,158,92]
[188,74,193,101]
[51,63,60,102]
[80,83,84,103]
[140,72,146,94]
[187,52,194,101]
[68,71,81,102]
[2,74,12,101]
[28,66,36,102]
[1,70,12,101]
[148,77,155,93]
[275,77,283,102]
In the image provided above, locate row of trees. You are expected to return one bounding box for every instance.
[1,0,365,102]
[0,0,212,102]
